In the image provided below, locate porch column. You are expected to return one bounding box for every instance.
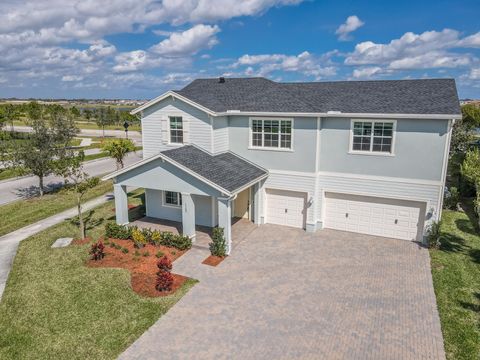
[114,184,129,225]
[218,197,232,255]
[181,193,196,240]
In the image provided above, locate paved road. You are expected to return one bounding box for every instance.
[0,193,113,300]
[0,151,142,205]
[11,125,142,143]
[121,225,445,360]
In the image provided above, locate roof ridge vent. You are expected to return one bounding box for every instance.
[219,77,225,83]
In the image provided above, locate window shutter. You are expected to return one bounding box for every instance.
[161,116,169,144]
[183,118,190,144]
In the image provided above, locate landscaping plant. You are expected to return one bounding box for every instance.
[151,230,162,245]
[89,241,105,260]
[426,220,442,249]
[105,222,131,239]
[156,256,173,292]
[444,186,460,210]
[131,228,147,248]
[160,232,192,250]
[461,148,480,229]
[209,227,227,257]
[102,138,135,169]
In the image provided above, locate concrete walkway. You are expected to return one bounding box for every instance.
[79,137,92,147]
[120,225,445,360]
[0,193,113,300]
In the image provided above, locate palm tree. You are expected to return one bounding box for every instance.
[102,139,135,169]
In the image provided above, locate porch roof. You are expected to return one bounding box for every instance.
[102,145,268,196]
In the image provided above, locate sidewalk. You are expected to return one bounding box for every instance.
[0,193,113,300]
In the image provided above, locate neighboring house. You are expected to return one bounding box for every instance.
[103,77,461,254]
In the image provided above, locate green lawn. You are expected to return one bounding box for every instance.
[0,180,113,237]
[0,167,27,181]
[431,204,480,359]
[0,190,196,359]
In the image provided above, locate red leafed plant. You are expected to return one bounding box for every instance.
[157,256,172,272]
[89,241,105,261]
[156,271,174,292]
[155,256,173,292]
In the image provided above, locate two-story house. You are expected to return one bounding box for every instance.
[103,77,461,254]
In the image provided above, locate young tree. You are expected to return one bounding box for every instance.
[57,151,99,239]
[14,107,79,196]
[0,104,20,131]
[461,148,480,228]
[451,104,480,155]
[70,106,81,119]
[94,107,113,137]
[102,138,135,169]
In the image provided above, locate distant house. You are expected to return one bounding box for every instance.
[103,77,461,254]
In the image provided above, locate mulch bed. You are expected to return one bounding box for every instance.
[111,204,139,212]
[87,239,188,297]
[71,237,93,245]
[202,255,227,267]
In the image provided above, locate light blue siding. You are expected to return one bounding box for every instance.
[319,117,449,181]
[228,116,317,172]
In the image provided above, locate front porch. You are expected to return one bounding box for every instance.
[129,217,257,251]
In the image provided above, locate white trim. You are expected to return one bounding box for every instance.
[162,190,182,208]
[437,118,455,219]
[211,197,216,227]
[248,117,294,151]
[349,119,397,156]
[131,91,216,116]
[230,173,269,195]
[268,169,317,178]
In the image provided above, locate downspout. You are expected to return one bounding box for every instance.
[437,118,455,221]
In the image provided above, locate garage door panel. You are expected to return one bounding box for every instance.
[324,192,425,241]
[266,189,306,229]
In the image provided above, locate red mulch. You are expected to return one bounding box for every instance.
[202,255,226,267]
[72,237,92,245]
[87,239,188,297]
[111,204,139,212]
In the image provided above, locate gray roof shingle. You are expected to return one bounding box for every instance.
[174,77,460,115]
[161,145,267,193]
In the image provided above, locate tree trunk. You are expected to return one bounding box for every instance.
[78,196,85,239]
[38,176,44,196]
[102,125,105,138]
[10,120,14,132]
[119,158,124,169]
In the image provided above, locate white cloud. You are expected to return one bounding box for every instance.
[352,66,383,78]
[232,51,336,79]
[345,29,476,70]
[150,24,220,57]
[61,75,84,81]
[335,15,364,41]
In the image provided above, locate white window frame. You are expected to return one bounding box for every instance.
[248,117,294,152]
[349,119,396,156]
[168,116,184,145]
[162,191,182,208]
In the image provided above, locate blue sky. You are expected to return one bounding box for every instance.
[0,0,479,99]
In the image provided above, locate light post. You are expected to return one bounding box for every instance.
[123,121,129,139]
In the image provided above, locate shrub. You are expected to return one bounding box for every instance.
[155,250,164,258]
[114,243,122,250]
[156,256,174,292]
[131,228,147,248]
[156,271,174,292]
[444,186,460,210]
[209,227,227,257]
[109,242,116,248]
[105,222,131,240]
[171,250,176,256]
[157,256,172,272]
[151,230,162,245]
[141,228,153,243]
[160,232,192,250]
[134,250,140,257]
[121,247,129,254]
[89,241,105,260]
[426,220,442,249]
[142,251,150,257]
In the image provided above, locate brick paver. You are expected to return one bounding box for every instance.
[120,225,445,360]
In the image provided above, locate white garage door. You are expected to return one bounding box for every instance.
[324,192,425,241]
[266,189,307,229]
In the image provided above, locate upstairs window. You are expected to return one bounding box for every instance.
[164,191,182,207]
[251,118,292,150]
[169,116,183,144]
[351,120,395,154]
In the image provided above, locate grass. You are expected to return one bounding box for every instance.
[0,167,27,181]
[12,120,141,132]
[430,202,480,359]
[0,180,113,237]
[0,190,196,359]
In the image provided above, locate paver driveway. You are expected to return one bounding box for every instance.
[120,224,445,360]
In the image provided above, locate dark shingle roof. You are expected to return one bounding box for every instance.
[174,77,460,115]
[161,145,267,193]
